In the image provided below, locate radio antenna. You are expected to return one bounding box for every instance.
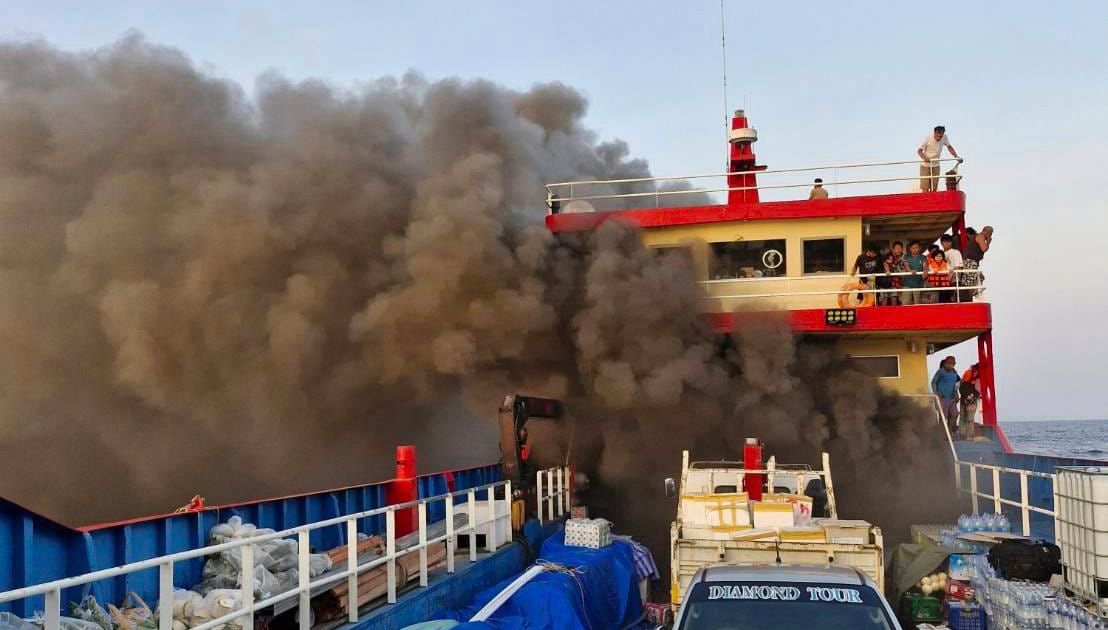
[720,0,729,167]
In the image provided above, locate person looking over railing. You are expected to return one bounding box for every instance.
[876,251,897,306]
[809,177,829,200]
[931,356,960,433]
[926,249,952,303]
[918,125,961,192]
[889,241,906,305]
[960,226,992,301]
[901,240,927,304]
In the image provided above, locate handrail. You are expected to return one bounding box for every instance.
[544,157,963,207]
[700,268,985,302]
[906,393,1054,539]
[544,157,963,189]
[0,481,514,630]
[536,466,571,523]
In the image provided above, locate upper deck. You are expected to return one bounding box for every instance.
[543,111,988,344]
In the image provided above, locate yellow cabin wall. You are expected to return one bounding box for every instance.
[642,217,863,311]
[836,338,931,395]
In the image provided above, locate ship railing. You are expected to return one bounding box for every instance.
[0,481,514,630]
[535,466,571,523]
[544,157,963,209]
[907,393,1056,539]
[699,268,986,307]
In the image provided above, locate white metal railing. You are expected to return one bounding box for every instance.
[0,482,513,630]
[909,393,1055,539]
[535,467,571,523]
[544,158,963,209]
[700,268,985,306]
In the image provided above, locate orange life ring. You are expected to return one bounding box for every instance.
[838,281,875,308]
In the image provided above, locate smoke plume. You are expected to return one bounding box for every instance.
[0,32,956,567]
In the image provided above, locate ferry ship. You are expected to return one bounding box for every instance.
[1,111,1105,629]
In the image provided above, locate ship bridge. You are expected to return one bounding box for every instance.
[545,110,997,429]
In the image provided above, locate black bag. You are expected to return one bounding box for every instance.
[987,540,1061,582]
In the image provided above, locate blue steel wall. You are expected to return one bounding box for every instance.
[0,464,500,616]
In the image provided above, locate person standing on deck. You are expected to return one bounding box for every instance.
[931,357,960,432]
[901,241,927,304]
[809,178,829,200]
[918,125,961,192]
[959,364,982,438]
[960,226,993,301]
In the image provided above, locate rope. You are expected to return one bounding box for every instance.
[535,560,592,630]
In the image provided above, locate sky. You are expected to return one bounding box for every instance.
[3,0,1107,421]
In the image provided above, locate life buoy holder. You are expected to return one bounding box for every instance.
[837,281,874,308]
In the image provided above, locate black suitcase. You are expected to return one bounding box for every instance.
[987,540,1061,582]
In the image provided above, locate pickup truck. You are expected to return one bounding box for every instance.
[666,447,885,608]
[671,564,902,630]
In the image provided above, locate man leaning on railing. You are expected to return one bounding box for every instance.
[918,125,961,192]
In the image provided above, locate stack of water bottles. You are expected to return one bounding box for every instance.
[939,513,1011,553]
[953,522,1105,630]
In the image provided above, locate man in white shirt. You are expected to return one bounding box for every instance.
[917,125,961,192]
[940,233,963,268]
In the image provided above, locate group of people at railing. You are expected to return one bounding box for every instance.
[932,357,983,439]
[850,226,993,306]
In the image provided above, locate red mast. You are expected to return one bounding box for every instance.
[727,110,764,205]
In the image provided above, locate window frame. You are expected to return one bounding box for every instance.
[708,238,788,281]
[845,354,901,379]
[801,236,848,276]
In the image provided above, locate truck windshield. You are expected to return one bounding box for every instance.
[678,581,895,630]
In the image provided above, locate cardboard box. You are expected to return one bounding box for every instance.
[569,506,588,520]
[751,501,795,528]
[680,493,751,529]
[761,493,814,526]
[779,526,827,543]
[820,519,873,545]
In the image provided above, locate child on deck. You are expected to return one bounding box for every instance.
[926,250,952,303]
[876,252,897,306]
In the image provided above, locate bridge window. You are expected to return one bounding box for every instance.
[845,355,900,378]
[709,239,786,280]
[652,245,693,267]
[803,238,846,274]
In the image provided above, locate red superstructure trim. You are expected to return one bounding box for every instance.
[706,302,991,334]
[546,191,965,233]
[993,424,1014,453]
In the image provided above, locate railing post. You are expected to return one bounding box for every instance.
[546,470,555,520]
[159,561,174,630]
[486,486,497,553]
[504,480,513,544]
[954,460,962,491]
[536,470,545,523]
[44,588,60,630]
[240,542,255,630]
[346,518,359,622]
[1020,471,1031,537]
[970,465,979,514]
[445,493,456,574]
[992,468,1002,514]
[556,468,565,517]
[297,530,310,630]
[418,501,428,587]
[565,467,572,511]
[386,509,397,604]
[467,489,477,562]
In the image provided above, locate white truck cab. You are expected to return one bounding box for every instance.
[671,564,902,630]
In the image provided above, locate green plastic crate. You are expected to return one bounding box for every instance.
[900,593,943,623]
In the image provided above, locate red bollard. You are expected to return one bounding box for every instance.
[387,445,418,536]
[743,438,764,501]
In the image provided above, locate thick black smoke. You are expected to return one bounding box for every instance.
[0,33,955,567]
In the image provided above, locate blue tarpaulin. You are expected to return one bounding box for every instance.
[442,530,644,629]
